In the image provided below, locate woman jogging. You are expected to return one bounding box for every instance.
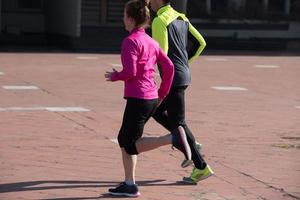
[105,0,192,197]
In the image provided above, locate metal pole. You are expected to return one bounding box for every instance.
[284,0,291,16]
[100,0,107,25]
[171,0,187,14]
[263,0,268,15]
[206,0,211,15]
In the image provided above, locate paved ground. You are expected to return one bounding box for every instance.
[0,52,299,200]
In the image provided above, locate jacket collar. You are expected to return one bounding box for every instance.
[157,4,171,15]
[129,27,145,35]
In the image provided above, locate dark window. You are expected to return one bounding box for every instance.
[244,0,264,19]
[187,0,208,19]
[2,0,16,11]
[268,0,285,13]
[17,0,42,9]
[211,0,228,18]
[267,0,286,19]
[291,0,300,20]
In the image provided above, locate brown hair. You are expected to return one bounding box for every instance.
[125,0,150,28]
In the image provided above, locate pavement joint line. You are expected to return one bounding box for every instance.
[0,107,90,112]
[205,57,228,61]
[55,112,98,134]
[2,85,40,90]
[255,64,280,68]
[45,107,90,112]
[211,86,248,91]
[0,107,44,111]
[77,56,98,60]
[214,160,300,200]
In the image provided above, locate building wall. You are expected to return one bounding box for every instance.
[0,0,2,32]
[197,21,300,39]
[187,0,300,40]
[1,0,45,34]
[80,0,126,26]
[81,0,101,26]
[1,0,299,50]
[191,0,300,20]
[44,0,81,37]
[1,13,44,34]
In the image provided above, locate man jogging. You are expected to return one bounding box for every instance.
[149,0,214,184]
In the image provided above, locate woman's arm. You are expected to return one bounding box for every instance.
[110,39,138,81]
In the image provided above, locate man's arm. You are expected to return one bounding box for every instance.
[187,23,206,63]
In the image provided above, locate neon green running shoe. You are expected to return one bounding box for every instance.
[182,165,214,184]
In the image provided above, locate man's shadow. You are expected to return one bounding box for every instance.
[0,179,192,199]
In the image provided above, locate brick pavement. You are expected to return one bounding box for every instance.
[0,53,299,200]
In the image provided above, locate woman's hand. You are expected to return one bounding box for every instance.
[104,68,117,81]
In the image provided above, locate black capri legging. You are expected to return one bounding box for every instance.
[118,98,158,155]
[153,86,207,169]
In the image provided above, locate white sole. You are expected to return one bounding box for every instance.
[109,191,140,197]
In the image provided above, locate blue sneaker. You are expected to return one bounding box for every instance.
[108,182,140,197]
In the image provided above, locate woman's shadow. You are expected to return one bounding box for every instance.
[0,179,191,199]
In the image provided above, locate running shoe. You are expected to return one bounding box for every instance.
[108,182,140,197]
[182,165,214,184]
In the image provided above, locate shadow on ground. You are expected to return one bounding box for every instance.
[0,179,195,199]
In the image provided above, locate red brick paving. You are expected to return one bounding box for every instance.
[0,53,299,200]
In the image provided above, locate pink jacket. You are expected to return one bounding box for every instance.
[111,28,174,100]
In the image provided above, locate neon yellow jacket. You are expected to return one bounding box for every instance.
[152,5,206,86]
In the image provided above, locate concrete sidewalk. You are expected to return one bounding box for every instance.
[0,53,299,200]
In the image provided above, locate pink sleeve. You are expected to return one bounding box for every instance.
[157,48,174,99]
[111,38,138,81]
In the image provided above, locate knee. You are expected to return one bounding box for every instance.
[124,144,138,155]
[117,134,138,155]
